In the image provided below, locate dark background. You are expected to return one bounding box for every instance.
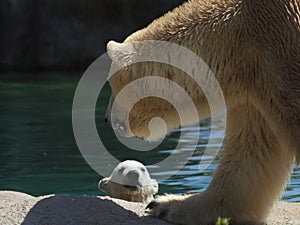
[0,0,185,72]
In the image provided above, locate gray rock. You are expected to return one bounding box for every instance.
[0,191,300,225]
[0,191,170,225]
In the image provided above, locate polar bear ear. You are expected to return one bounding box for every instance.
[98,177,109,191]
[107,40,122,59]
[106,40,135,64]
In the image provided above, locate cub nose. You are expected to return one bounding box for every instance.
[127,170,140,180]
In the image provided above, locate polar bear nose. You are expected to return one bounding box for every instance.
[127,170,140,180]
[104,117,110,125]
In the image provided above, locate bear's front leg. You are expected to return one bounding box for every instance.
[147,106,295,225]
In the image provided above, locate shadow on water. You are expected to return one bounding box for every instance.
[0,73,299,202]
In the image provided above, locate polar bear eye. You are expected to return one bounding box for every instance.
[118,167,125,173]
[140,167,146,173]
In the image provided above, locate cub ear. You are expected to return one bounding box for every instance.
[98,177,109,192]
[106,40,135,63]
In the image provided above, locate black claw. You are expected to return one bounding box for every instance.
[158,209,168,219]
[146,201,159,209]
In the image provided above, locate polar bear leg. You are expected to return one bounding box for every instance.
[147,105,294,225]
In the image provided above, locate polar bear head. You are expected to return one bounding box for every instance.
[105,40,209,141]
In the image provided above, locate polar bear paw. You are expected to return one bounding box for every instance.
[146,193,214,225]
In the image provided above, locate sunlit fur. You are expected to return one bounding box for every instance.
[106,0,300,224]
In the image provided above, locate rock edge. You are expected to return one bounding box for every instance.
[0,191,299,225]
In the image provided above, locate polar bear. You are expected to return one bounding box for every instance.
[104,0,300,224]
[98,160,158,203]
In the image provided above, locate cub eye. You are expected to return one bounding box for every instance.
[118,167,125,173]
[140,167,146,172]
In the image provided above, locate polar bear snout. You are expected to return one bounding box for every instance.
[112,120,134,138]
[105,96,134,138]
[126,170,140,180]
[105,113,129,137]
[123,169,143,188]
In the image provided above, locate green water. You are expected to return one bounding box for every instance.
[0,73,299,202]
